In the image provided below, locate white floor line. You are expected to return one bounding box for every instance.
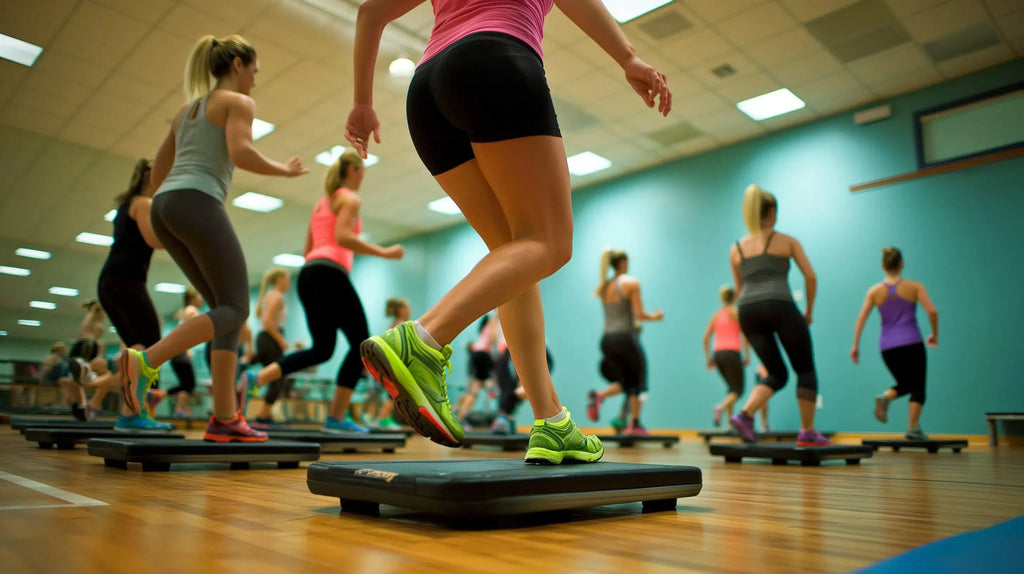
[0,471,107,508]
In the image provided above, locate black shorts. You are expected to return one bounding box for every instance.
[407,31,561,176]
[70,338,99,361]
[600,333,647,396]
[713,350,744,396]
[881,342,927,404]
[98,276,161,348]
[469,350,494,381]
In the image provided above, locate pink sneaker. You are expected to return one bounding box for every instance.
[586,390,602,422]
[796,429,832,447]
[146,389,166,416]
[626,423,650,437]
[203,411,268,443]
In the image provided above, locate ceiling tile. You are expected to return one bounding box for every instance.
[91,0,175,23]
[779,0,863,21]
[118,30,196,91]
[743,26,823,68]
[682,0,762,23]
[543,48,596,83]
[902,0,990,43]
[179,0,277,29]
[936,42,1016,78]
[0,105,66,136]
[714,72,782,103]
[996,10,1024,39]
[0,0,77,46]
[715,2,798,47]
[687,106,758,133]
[544,6,591,47]
[673,89,734,120]
[1010,35,1024,55]
[58,118,125,150]
[46,1,149,70]
[793,70,873,110]
[759,106,819,131]
[0,126,48,186]
[689,51,759,86]
[30,51,110,92]
[0,60,29,105]
[766,49,845,85]
[984,0,1024,15]
[883,0,946,18]
[847,43,934,84]
[658,28,735,70]
[6,87,81,120]
[866,66,945,97]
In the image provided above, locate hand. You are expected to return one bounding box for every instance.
[344,104,382,158]
[850,347,859,365]
[652,310,665,321]
[383,245,405,260]
[282,156,309,177]
[926,334,938,347]
[279,340,289,351]
[623,57,671,116]
[706,357,714,371]
[804,310,813,325]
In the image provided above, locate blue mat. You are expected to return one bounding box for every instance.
[857,515,1023,573]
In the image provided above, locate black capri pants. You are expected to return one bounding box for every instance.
[468,350,494,382]
[600,333,647,397]
[407,32,561,176]
[881,342,927,404]
[98,277,161,349]
[497,348,554,415]
[713,350,745,396]
[253,330,287,404]
[738,299,818,401]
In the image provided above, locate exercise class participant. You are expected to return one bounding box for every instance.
[702,285,750,427]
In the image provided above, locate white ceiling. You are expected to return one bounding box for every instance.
[1,0,1022,344]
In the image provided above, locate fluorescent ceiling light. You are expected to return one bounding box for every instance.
[601,0,673,23]
[315,144,379,168]
[0,265,30,276]
[30,301,56,310]
[49,286,79,297]
[737,88,806,121]
[272,253,305,267]
[567,151,612,176]
[428,197,462,215]
[232,192,283,213]
[16,248,50,260]
[18,320,41,327]
[0,331,6,336]
[155,282,186,294]
[0,33,43,67]
[389,57,415,78]
[252,118,275,140]
[104,209,117,222]
[76,232,114,246]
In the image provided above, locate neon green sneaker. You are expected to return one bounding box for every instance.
[118,348,159,415]
[360,321,463,447]
[525,408,604,465]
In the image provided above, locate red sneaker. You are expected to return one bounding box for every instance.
[586,390,602,422]
[203,411,268,442]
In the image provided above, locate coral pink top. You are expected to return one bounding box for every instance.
[470,317,495,352]
[305,188,359,272]
[421,0,554,64]
[712,308,742,352]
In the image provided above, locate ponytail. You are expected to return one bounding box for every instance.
[183,34,257,101]
[324,150,365,197]
[256,267,288,319]
[742,184,777,235]
[595,249,628,296]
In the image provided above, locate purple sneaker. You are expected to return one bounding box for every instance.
[203,412,268,442]
[729,412,757,443]
[796,429,832,447]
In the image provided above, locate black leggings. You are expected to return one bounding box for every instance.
[254,331,287,404]
[600,333,647,396]
[738,300,818,401]
[714,350,745,396]
[277,261,368,390]
[166,353,196,395]
[151,189,249,352]
[98,277,160,348]
[882,342,927,404]
[496,348,553,415]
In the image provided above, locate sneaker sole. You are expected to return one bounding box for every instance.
[118,351,142,415]
[525,446,605,465]
[728,416,758,443]
[202,434,268,443]
[360,337,462,448]
[115,427,173,434]
[796,441,832,447]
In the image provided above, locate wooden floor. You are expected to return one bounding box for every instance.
[0,424,1021,574]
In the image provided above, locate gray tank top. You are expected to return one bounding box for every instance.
[603,277,635,335]
[736,233,793,305]
[155,96,234,202]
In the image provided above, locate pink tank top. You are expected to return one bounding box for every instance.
[713,308,742,352]
[496,321,507,354]
[421,0,554,64]
[305,188,359,272]
[470,317,495,352]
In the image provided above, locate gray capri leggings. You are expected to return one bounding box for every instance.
[150,189,249,352]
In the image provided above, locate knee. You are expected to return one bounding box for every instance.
[545,231,573,273]
[911,391,926,405]
[795,372,817,401]
[309,345,334,365]
[764,370,788,391]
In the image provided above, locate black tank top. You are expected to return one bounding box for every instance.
[99,200,153,281]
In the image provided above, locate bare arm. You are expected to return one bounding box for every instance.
[626,280,663,322]
[702,314,715,365]
[303,223,313,257]
[742,334,750,365]
[261,293,287,349]
[730,245,744,300]
[128,197,163,249]
[225,95,306,176]
[790,238,817,321]
[850,289,876,364]
[333,194,403,259]
[917,283,939,345]
[148,107,185,193]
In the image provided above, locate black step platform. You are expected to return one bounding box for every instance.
[26,428,184,449]
[709,442,873,466]
[266,429,405,453]
[697,430,836,443]
[307,459,702,517]
[461,433,530,451]
[10,417,116,432]
[596,434,680,448]
[87,438,320,471]
[862,439,968,453]
[369,427,416,437]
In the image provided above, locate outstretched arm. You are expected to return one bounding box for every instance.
[917,283,939,346]
[851,289,875,364]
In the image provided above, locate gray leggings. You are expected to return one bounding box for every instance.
[151,189,249,352]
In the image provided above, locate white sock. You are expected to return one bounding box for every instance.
[414,321,442,351]
[544,407,567,424]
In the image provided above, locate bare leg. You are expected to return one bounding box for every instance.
[741,384,775,416]
[209,349,239,420]
[144,316,215,367]
[455,380,483,418]
[329,387,355,420]
[629,395,641,420]
[908,401,923,430]
[798,398,816,430]
[599,383,623,399]
[760,403,769,429]
[256,363,282,387]
[718,392,738,412]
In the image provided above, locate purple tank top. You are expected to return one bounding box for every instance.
[878,280,922,351]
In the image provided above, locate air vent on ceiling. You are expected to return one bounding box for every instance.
[637,10,693,41]
[805,0,911,63]
[711,64,736,78]
[647,122,702,146]
[923,22,1002,63]
[551,97,599,131]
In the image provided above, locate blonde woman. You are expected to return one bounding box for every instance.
[851,247,938,440]
[728,185,829,446]
[240,152,404,433]
[251,267,290,426]
[702,285,751,427]
[119,34,309,442]
[586,250,663,436]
